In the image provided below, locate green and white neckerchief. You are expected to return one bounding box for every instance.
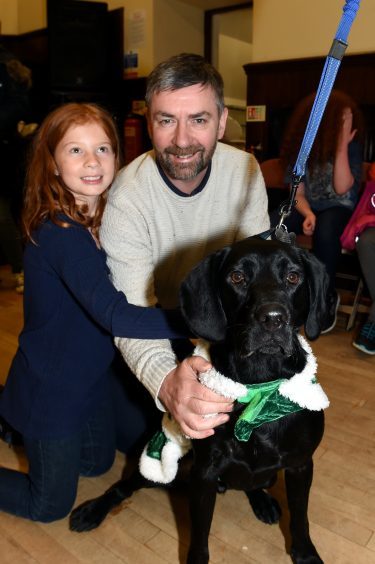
[139,336,329,484]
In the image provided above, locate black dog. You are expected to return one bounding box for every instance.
[70,237,329,564]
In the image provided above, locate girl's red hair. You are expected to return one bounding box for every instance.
[22,103,121,241]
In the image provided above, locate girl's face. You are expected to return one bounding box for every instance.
[54,122,115,214]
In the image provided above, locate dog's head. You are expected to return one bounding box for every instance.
[180,237,329,356]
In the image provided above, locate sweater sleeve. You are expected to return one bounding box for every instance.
[40,223,189,340]
[100,184,179,408]
[235,153,270,240]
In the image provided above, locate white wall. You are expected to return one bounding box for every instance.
[252,0,374,62]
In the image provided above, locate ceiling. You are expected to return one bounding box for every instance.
[181,0,251,10]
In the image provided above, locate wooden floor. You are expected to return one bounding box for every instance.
[0,266,374,564]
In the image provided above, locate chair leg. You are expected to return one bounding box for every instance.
[346,277,364,331]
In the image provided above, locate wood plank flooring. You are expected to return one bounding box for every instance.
[0,267,374,563]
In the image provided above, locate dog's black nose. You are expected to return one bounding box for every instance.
[256,303,288,331]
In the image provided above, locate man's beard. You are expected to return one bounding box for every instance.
[155,142,217,181]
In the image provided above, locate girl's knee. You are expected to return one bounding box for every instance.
[29,498,74,523]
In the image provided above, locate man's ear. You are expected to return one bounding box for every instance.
[179,247,231,342]
[217,106,229,140]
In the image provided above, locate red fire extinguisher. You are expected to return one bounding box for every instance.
[123,113,144,165]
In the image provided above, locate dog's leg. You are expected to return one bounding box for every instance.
[285,460,323,564]
[70,469,149,532]
[187,470,217,564]
[246,488,281,524]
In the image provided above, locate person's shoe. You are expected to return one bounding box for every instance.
[352,322,375,355]
[13,271,24,294]
[321,291,340,335]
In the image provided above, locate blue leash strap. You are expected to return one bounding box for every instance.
[277,0,361,232]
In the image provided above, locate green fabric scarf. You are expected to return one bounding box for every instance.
[235,379,304,441]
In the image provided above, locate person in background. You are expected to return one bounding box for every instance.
[275,90,364,334]
[352,226,375,355]
[100,53,270,441]
[0,102,192,523]
[0,46,32,293]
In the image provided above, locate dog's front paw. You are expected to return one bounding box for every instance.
[246,489,281,524]
[291,543,323,564]
[187,547,209,564]
[69,497,111,532]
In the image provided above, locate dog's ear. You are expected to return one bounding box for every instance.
[179,247,231,342]
[299,249,329,340]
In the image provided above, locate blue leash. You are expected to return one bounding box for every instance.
[275,0,361,242]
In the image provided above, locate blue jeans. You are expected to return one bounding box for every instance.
[0,396,116,522]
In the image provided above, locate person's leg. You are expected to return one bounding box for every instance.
[0,196,23,275]
[0,435,82,521]
[0,395,116,521]
[312,206,352,333]
[353,228,375,354]
[312,206,352,294]
[356,228,375,321]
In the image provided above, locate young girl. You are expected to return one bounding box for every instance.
[0,103,189,523]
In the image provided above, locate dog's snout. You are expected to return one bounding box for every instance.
[256,303,288,332]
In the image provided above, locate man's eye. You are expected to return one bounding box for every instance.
[286,272,300,285]
[230,271,245,284]
[159,119,173,126]
[193,118,207,125]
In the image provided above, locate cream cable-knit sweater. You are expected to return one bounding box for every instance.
[100,142,270,408]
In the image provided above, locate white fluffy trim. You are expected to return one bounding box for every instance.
[278,335,330,410]
[139,414,191,484]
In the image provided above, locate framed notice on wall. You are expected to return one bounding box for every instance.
[246,105,266,122]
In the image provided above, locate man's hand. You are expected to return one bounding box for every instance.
[158,356,233,439]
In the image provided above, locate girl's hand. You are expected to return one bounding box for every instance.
[340,107,357,146]
[302,213,316,236]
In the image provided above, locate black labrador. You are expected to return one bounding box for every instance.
[70,237,329,564]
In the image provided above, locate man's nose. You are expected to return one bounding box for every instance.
[173,121,191,147]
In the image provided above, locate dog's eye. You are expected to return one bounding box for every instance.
[230,271,245,284]
[286,272,300,285]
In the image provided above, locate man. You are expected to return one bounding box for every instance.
[101,53,270,440]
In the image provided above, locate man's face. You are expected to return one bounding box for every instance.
[148,84,228,193]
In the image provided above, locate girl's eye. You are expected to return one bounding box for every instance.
[98,146,111,153]
[230,271,245,285]
[286,272,300,285]
[70,147,81,154]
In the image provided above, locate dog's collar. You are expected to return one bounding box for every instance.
[139,336,329,483]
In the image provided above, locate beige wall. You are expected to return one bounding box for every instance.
[1,1,372,68]
[252,0,375,62]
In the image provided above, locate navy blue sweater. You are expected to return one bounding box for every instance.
[0,219,187,439]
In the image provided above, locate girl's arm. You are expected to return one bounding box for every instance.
[333,108,357,195]
[43,223,190,340]
[294,183,316,236]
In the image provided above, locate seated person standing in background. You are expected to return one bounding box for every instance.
[273,90,364,334]
[100,53,270,441]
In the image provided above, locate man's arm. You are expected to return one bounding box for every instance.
[100,176,232,437]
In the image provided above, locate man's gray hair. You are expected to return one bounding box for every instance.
[145,53,225,115]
